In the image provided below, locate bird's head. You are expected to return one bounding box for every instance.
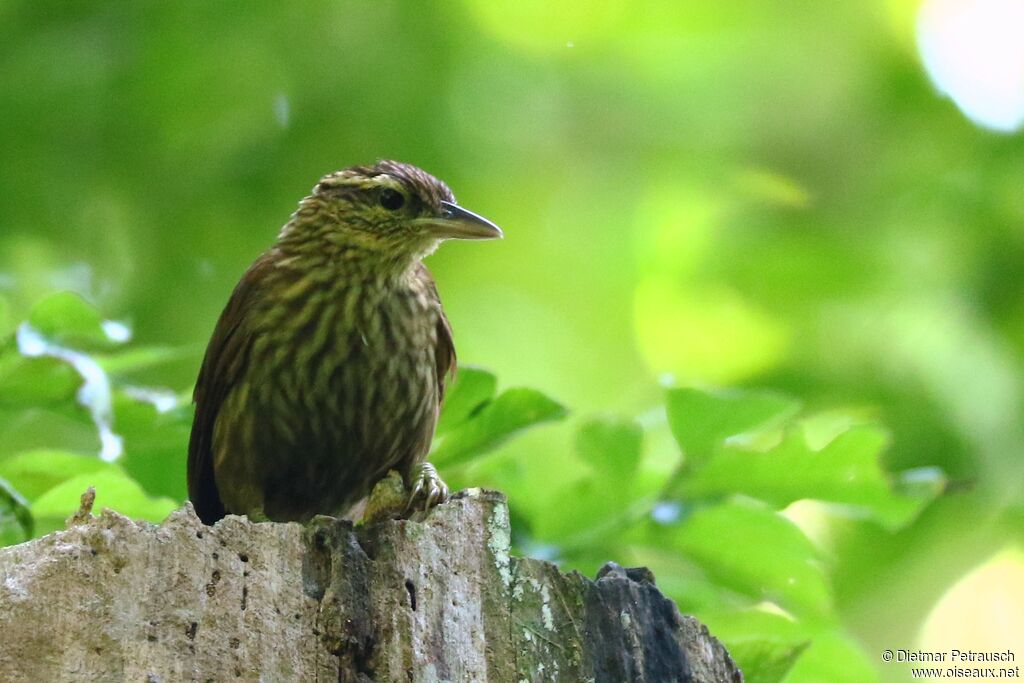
[278,160,502,268]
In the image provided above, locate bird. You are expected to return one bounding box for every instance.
[187,160,502,525]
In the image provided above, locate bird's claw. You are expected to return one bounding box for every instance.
[406,462,448,514]
[360,465,448,524]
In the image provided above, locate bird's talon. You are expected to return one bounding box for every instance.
[407,462,448,514]
[426,481,445,509]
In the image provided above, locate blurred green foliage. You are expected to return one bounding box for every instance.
[1,2,1022,681]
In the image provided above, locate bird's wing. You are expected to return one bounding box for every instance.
[417,263,456,402]
[187,251,274,524]
[436,305,456,402]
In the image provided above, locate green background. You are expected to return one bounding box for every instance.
[1,2,1022,681]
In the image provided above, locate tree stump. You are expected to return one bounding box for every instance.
[0,488,742,682]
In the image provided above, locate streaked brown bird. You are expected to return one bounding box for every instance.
[187,161,502,525]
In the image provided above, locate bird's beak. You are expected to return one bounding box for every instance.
[417,201,503,240]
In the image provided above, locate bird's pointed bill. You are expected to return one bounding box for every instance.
[417,201,503,240]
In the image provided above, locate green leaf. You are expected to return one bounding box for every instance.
[436,366,497,436]
[96,345,192,375]
[575,415,643,484]
[31,470,178,537]
[431,387,567,467]
[537,476,622,544]
[783,631,880,683]
[0,352,81,407]
[0,476,33,546]
[680,425,942,529]
[27,291,116,350]
[671,498,831,620]
[534,418,652,547]
[114,391,191,500]
[696,608,812,683]
[666,387,800,467]
[0,450,118,501]
[0,407,101,461]
[728,639,809,683]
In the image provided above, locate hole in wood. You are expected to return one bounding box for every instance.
[405,579,417,611]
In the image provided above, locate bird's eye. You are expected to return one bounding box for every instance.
[379,188,406,211]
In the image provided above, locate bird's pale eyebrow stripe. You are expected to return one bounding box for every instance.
[319,174,404,192]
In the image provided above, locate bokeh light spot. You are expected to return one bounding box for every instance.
[919,545,1024,652]
[917,0,1024,132]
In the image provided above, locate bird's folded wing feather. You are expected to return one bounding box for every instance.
[417,263,456,401]
[187,251,275,523]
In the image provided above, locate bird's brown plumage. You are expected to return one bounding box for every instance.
[187,161,498,524]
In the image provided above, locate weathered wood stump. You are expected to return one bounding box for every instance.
[0,489,742,682]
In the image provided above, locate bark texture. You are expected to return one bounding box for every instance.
[0,489,742,682]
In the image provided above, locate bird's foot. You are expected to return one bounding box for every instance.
[406,462,449,514]
[359,464,450,524]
